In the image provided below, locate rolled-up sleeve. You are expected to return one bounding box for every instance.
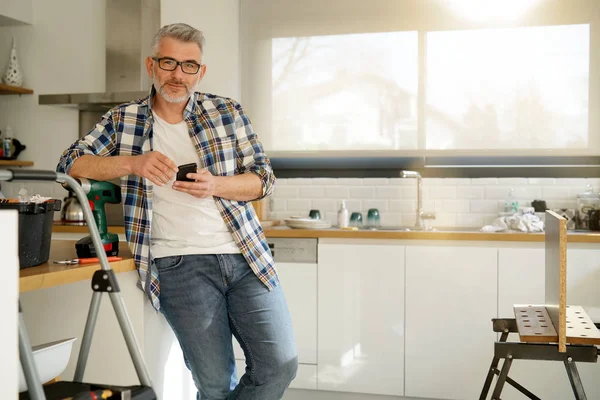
[57,112,118,175]
[232,101,276,199]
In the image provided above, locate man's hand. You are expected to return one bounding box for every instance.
[172,169,216,198]
[130,151,178,186]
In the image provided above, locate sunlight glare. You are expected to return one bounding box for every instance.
[447,0,541,22]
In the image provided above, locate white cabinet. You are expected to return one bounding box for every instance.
[498,246,545,318]
[233,261,318,389]
[317,240,405,396]
[277,262,318,365]
[498,246,563,400]
[405,244,497,400]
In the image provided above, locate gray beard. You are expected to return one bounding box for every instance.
[153,76,195,103]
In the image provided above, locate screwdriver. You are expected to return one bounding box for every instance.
[53,256,123,265]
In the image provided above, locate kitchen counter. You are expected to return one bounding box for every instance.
[52,223,600,243]
[19,240,136,293]
[263,226,600,243]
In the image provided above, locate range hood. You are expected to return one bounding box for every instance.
[39,0,160,112]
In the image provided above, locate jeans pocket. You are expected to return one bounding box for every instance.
[154,255,185,273]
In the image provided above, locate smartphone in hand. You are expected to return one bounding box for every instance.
[176,162,197,182]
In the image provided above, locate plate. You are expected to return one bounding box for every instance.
[284,219,331,229]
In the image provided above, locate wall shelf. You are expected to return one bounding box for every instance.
[0,83,34,95]
[0,160,34,167]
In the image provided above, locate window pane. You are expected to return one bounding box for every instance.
[272,31,418,150]
[426,25,589,150]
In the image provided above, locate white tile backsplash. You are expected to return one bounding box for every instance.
[268,177,598,227]
[273,186,299,198]
[325,187,350,198]
[286,199,311,212]
[471,178,498,185]
[389,200,417,212]
[456,186,484,199]
[429,186,457,199]
[349,187,375,199]
[469,200,499,213]
[299,187,325,198]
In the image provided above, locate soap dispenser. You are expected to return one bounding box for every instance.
[337,200,349,228]
[503,188,518,214]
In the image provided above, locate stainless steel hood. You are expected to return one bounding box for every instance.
[38,0,160,112]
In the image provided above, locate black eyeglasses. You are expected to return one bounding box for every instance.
[152,57,202,74]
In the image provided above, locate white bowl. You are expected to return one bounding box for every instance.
[19,337,77,392]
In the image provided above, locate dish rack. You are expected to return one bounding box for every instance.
[1,169,155,400]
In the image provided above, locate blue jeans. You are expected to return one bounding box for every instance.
[155,253,298,400]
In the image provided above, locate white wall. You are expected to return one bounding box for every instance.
[0,0,33,25]
[161,0,241,100]
[0,0,106,199]
[0,211,18,399]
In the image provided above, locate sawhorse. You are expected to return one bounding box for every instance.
[479,318,599,400]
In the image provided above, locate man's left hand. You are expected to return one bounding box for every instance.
[172,169,216,198]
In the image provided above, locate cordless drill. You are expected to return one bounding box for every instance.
[71,178,121,258]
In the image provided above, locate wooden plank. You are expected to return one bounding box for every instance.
[260,226,600,243]
[514,304,600,346]
[0,160,34,167]
[545,210,567,352]
[52,223,126,234]
[514,305,557,343]
[566,305,600,345]
[0,83,34,95]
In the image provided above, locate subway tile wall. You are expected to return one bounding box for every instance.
[2,177,597,227]
[268,178,599,228]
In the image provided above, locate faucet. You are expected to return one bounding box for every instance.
[400,170,436,230]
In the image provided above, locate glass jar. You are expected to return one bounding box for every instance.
[576,185,600,230]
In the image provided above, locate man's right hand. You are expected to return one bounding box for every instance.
[130,151,179,186]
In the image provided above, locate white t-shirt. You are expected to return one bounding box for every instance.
[149,111,240,258]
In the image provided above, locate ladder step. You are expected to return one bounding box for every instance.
[19,381,156,400]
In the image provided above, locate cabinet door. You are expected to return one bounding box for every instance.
[318,241,405,396]
[233,261,317,389]
[563,247,600,400]
[498,246,545,318]
[405,245,497,400]
[498,246,562,400]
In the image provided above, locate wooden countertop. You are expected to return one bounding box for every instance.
[53,224,126,234]
[19,241,135,293]
[262,226,600,243]
[52,223,600,243]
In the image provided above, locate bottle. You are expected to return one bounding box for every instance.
[337,200,349,228]
[3,125,13,158]
[503,188,518,214]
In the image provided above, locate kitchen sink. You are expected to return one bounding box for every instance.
[359,225,421,232]
[358,225,480,232]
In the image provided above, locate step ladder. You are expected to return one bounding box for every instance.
[1,169,156,400]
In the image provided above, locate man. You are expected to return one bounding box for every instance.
[57,23,297,399]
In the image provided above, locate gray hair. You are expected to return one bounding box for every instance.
[151,23,206,59]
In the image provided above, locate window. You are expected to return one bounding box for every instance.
[272,32,418,150]
[426,24,589,150]
[241,0,597,158]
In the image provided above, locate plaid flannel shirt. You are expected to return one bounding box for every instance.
[57,88,278,310]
